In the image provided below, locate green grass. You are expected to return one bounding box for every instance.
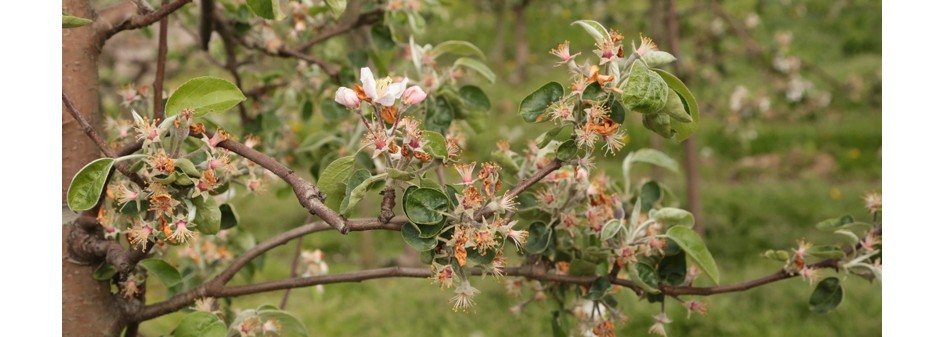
[138,0,880,335]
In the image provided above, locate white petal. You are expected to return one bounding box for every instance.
[360,67,378,100]
[376,93,396,107]
[388,77,409,99]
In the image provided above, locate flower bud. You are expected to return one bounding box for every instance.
[334,87,361,109]
[401,86,428,105]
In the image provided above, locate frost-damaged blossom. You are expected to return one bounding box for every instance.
[194,297,216,313]
[432,262,455,289]
[450,280,481,312]
[132,111,161,147]
[491,193,518,214]
[238,315,262,337]
[365,128,390,158]
[863,192,882,215]
[262,320,282,335]
[792,239,813,269]
[128,222,153,251]
[635,34,658,56]
[862,232,882,252]
[119,277,142,299]
[452,225,469,267]
[594,29,624,64]
[549,40,581,66]
[648,312,672,337]
[684,300,708,319]
[454,162,477,185]
[593,320,617,337]
[191,169,219,199]
[798,266,822,286]
[548,99,574,122]
[478,162,502,197]
[505,278,525,297]
[149,193,179,218]
[498,220,529,251]
[169,215,196,244]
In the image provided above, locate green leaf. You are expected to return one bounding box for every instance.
[62,14,92,28]
[175,312,226,337]
[630,148,680,174]
[256,309,309,337]
[139,258,182,288]
[583,82,606,101]
[807,245,846,259]
[165,77,246,117]
[175,158,201,177]
[418,219,446,238]
[666,226,720,285]
[651,207,694,227]
[600,219,621,241]
[815,215,868,232]
[628,262,660,293]
[401,222,437,251]
[421,131,448,160]
[585,276,612,300]
[571,20,610,41]
[453,57,496,84]
[424,96,455,134]
[325,0,347,20]
[193,197,222,234]
[93,263,117,281]
[658,250,688,286]
[569,259,597,277]
[809,277,843,314]
[431,41,486,60]
[607,98,627,124]
[403,188,450,225]
[763,250,792,261]
[642,51,677,67]
[660,90,693,123]
[556,140,577,161]
[458,85,491,111]
[519,82,564,123]
[621,60,669,114]
[524,222,553,254]
[340,170,386,216]
[653,68,700,142]
[640,180,662,211]
[467,247,498,266]
[247,0,286,20]
[219,203,239,230]
[316,155,356,211]
[67,158,114,211]
[537,125,566,148]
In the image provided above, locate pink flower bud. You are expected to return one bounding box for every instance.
[334,87,361,109]
[401,86,427,106]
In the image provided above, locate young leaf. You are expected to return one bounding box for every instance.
[93,263,117,281]
[809,277,843,314]
[519,82,564,123]
[256,309,310,337]
[630,148,680,174]
[62,14,92,28]
[458,85,492,111]
[341,171,387,216]
[193,196,221,235]
[165,76,247,117]
[556,140,578,161]
[316,155,356,211]
[571,20,610,41]
[524,222,553,254]
[219,203,239,230]
[627,262,660,293]
[247,0,286,20]
[424,96,455,134]
[651,207,694,227]
[453,57,496,84]
[600,219,622,241]
[642,51,677,67]
[666,226,720,285]
[139,258,182,288]
[325,0,347,20]
[658,250,688,286]
[421,131,448,160]
[401,222,437,251]
[621,60,669,114]
[67,158,115,211]
[403,188,450,225]
[175,312,226,337]
[652,68,700,142]
[431,41,486,60]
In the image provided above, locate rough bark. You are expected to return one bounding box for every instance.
[63,0,125,335]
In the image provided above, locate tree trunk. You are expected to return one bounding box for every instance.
[665,0,705,235]
[63,0,125,335]
[510,0,530,84]
[490,0,508,63]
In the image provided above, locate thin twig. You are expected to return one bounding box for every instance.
[97,0,194,43]
[152,0,170,120]
[62,93,116,158]
[280,214,313,309]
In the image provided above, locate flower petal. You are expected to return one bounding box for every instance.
[360,67,378,100]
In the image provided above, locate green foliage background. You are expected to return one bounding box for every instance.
[137,0,881,335]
